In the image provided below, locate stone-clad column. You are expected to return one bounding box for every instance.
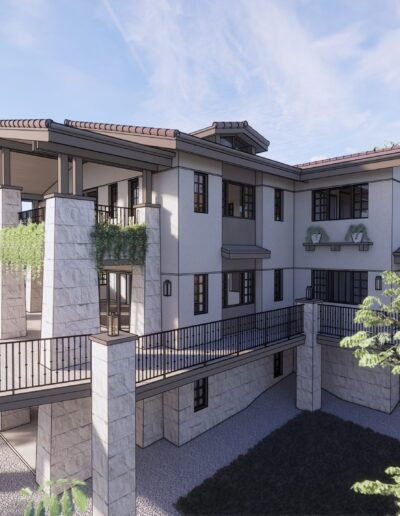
[130,204,161,335]
[36,194,100,487]
[90,332,136,516]
[0,186,27,339]
[41,194,100,338]
[25,267,43,313]
[296,302,321,411]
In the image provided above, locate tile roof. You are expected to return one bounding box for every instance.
[0,119,54,128]
[64,119,180,137]
[297,145,400,169]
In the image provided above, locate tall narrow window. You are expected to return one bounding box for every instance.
[129,178,140,208]
[274,189,283,221]
[274,352,283,378]
[194,378,208,411]
[194,172,208,213]
[274,269,283,302]
[109,183,118,218]
[194,274,208,314]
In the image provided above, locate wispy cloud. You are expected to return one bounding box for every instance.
[101,0,400,163]
[0,0,47,50]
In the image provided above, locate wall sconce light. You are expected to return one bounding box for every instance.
[306,285,313,300]
[163,279,172,297]
[107,312,119,337]
[375,275,383,291]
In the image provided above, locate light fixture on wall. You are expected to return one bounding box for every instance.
[107,312,119,337]
[306,285,313,300]
[375,275,383,291]
[163,279,172,297]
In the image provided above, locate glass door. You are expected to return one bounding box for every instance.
[106,272,131,331]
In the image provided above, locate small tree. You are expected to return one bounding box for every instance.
[340,270,400,511]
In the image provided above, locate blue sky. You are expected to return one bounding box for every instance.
[1,0,400,164]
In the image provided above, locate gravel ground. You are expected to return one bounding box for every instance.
[1,373,400,516]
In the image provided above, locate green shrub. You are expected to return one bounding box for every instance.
[0,222,44,277]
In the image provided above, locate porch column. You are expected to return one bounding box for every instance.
[41,194,100,338]
[36,193,99,486]
[0,185,27,339]
[130,204,161,335]
[57,154,69,194]
[296,302,321,411]
[91,332,136,516]
[0,149,11,185]
[25,267,43,313]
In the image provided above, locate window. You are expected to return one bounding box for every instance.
[109,183,118,218]
[274,269,283,302]
[194,378,208,411]
[312,184,368,221]
[274,352,283,378]
[312,270,368,305]
[194,172,208,213]
[274,189,283,221]
[219,135,253,154]
[194,274,208,314]
[99,272,107,286]
[223,271,255,307]
[129,178,140,208]
[223,181,255,219]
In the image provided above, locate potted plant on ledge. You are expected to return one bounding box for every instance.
[345,224,368,244]
[305,226,329,244]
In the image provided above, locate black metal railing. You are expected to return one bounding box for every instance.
[136,305,304,384]
[319,304,398,338]
[18,207,46,224]
[0,334,91,396]
[96,205,136,226]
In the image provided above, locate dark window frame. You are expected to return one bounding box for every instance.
[129,178,140,208]
[194,378,208,411]
[223,270,255,308]
[312,183,368,221]
[194,172,208,214]
[274,269,283,302]
[222,180,255,220]
[274,189,284,221]
[194,274,208,315]
[274,351,283,378]
[312,269,368,305]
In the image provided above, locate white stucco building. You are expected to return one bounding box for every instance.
[0,118,399,514]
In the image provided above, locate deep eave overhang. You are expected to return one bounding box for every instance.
[0,120,175,171]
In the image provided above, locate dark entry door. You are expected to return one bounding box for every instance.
[105,272,132,332]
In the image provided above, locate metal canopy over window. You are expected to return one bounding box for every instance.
[221,244,271,260]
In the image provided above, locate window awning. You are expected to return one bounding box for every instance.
[221,244,271,260]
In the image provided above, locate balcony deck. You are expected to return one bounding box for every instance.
[0,306,305,410]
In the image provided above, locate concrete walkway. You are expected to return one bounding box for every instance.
[1,374,400,515]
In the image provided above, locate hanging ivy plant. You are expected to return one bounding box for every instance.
[0,222,44,277]
[92,223,147,272]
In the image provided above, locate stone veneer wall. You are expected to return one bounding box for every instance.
[36,397,92,485]
[0,408,30,431]
[162,350,294,447]
[130,205,161,336]
[25,267,43,313]
[321,344,400,413]
[136,394,163,448]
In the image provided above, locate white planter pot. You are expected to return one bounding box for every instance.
[311,233,322,244]
[351,232,363,243]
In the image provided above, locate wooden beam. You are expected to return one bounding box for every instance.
[57,154,69,194]
[0,148,10,185]
[72,156,83,196]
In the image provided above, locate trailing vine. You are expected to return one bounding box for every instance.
[92,223,147,272]
[0,222,44,277]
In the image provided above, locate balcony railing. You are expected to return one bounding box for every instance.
[0,335,91,396]
[96,205,135,226]
[18,207,46,225]
[319,304,398,338]
[136,305,304,384]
